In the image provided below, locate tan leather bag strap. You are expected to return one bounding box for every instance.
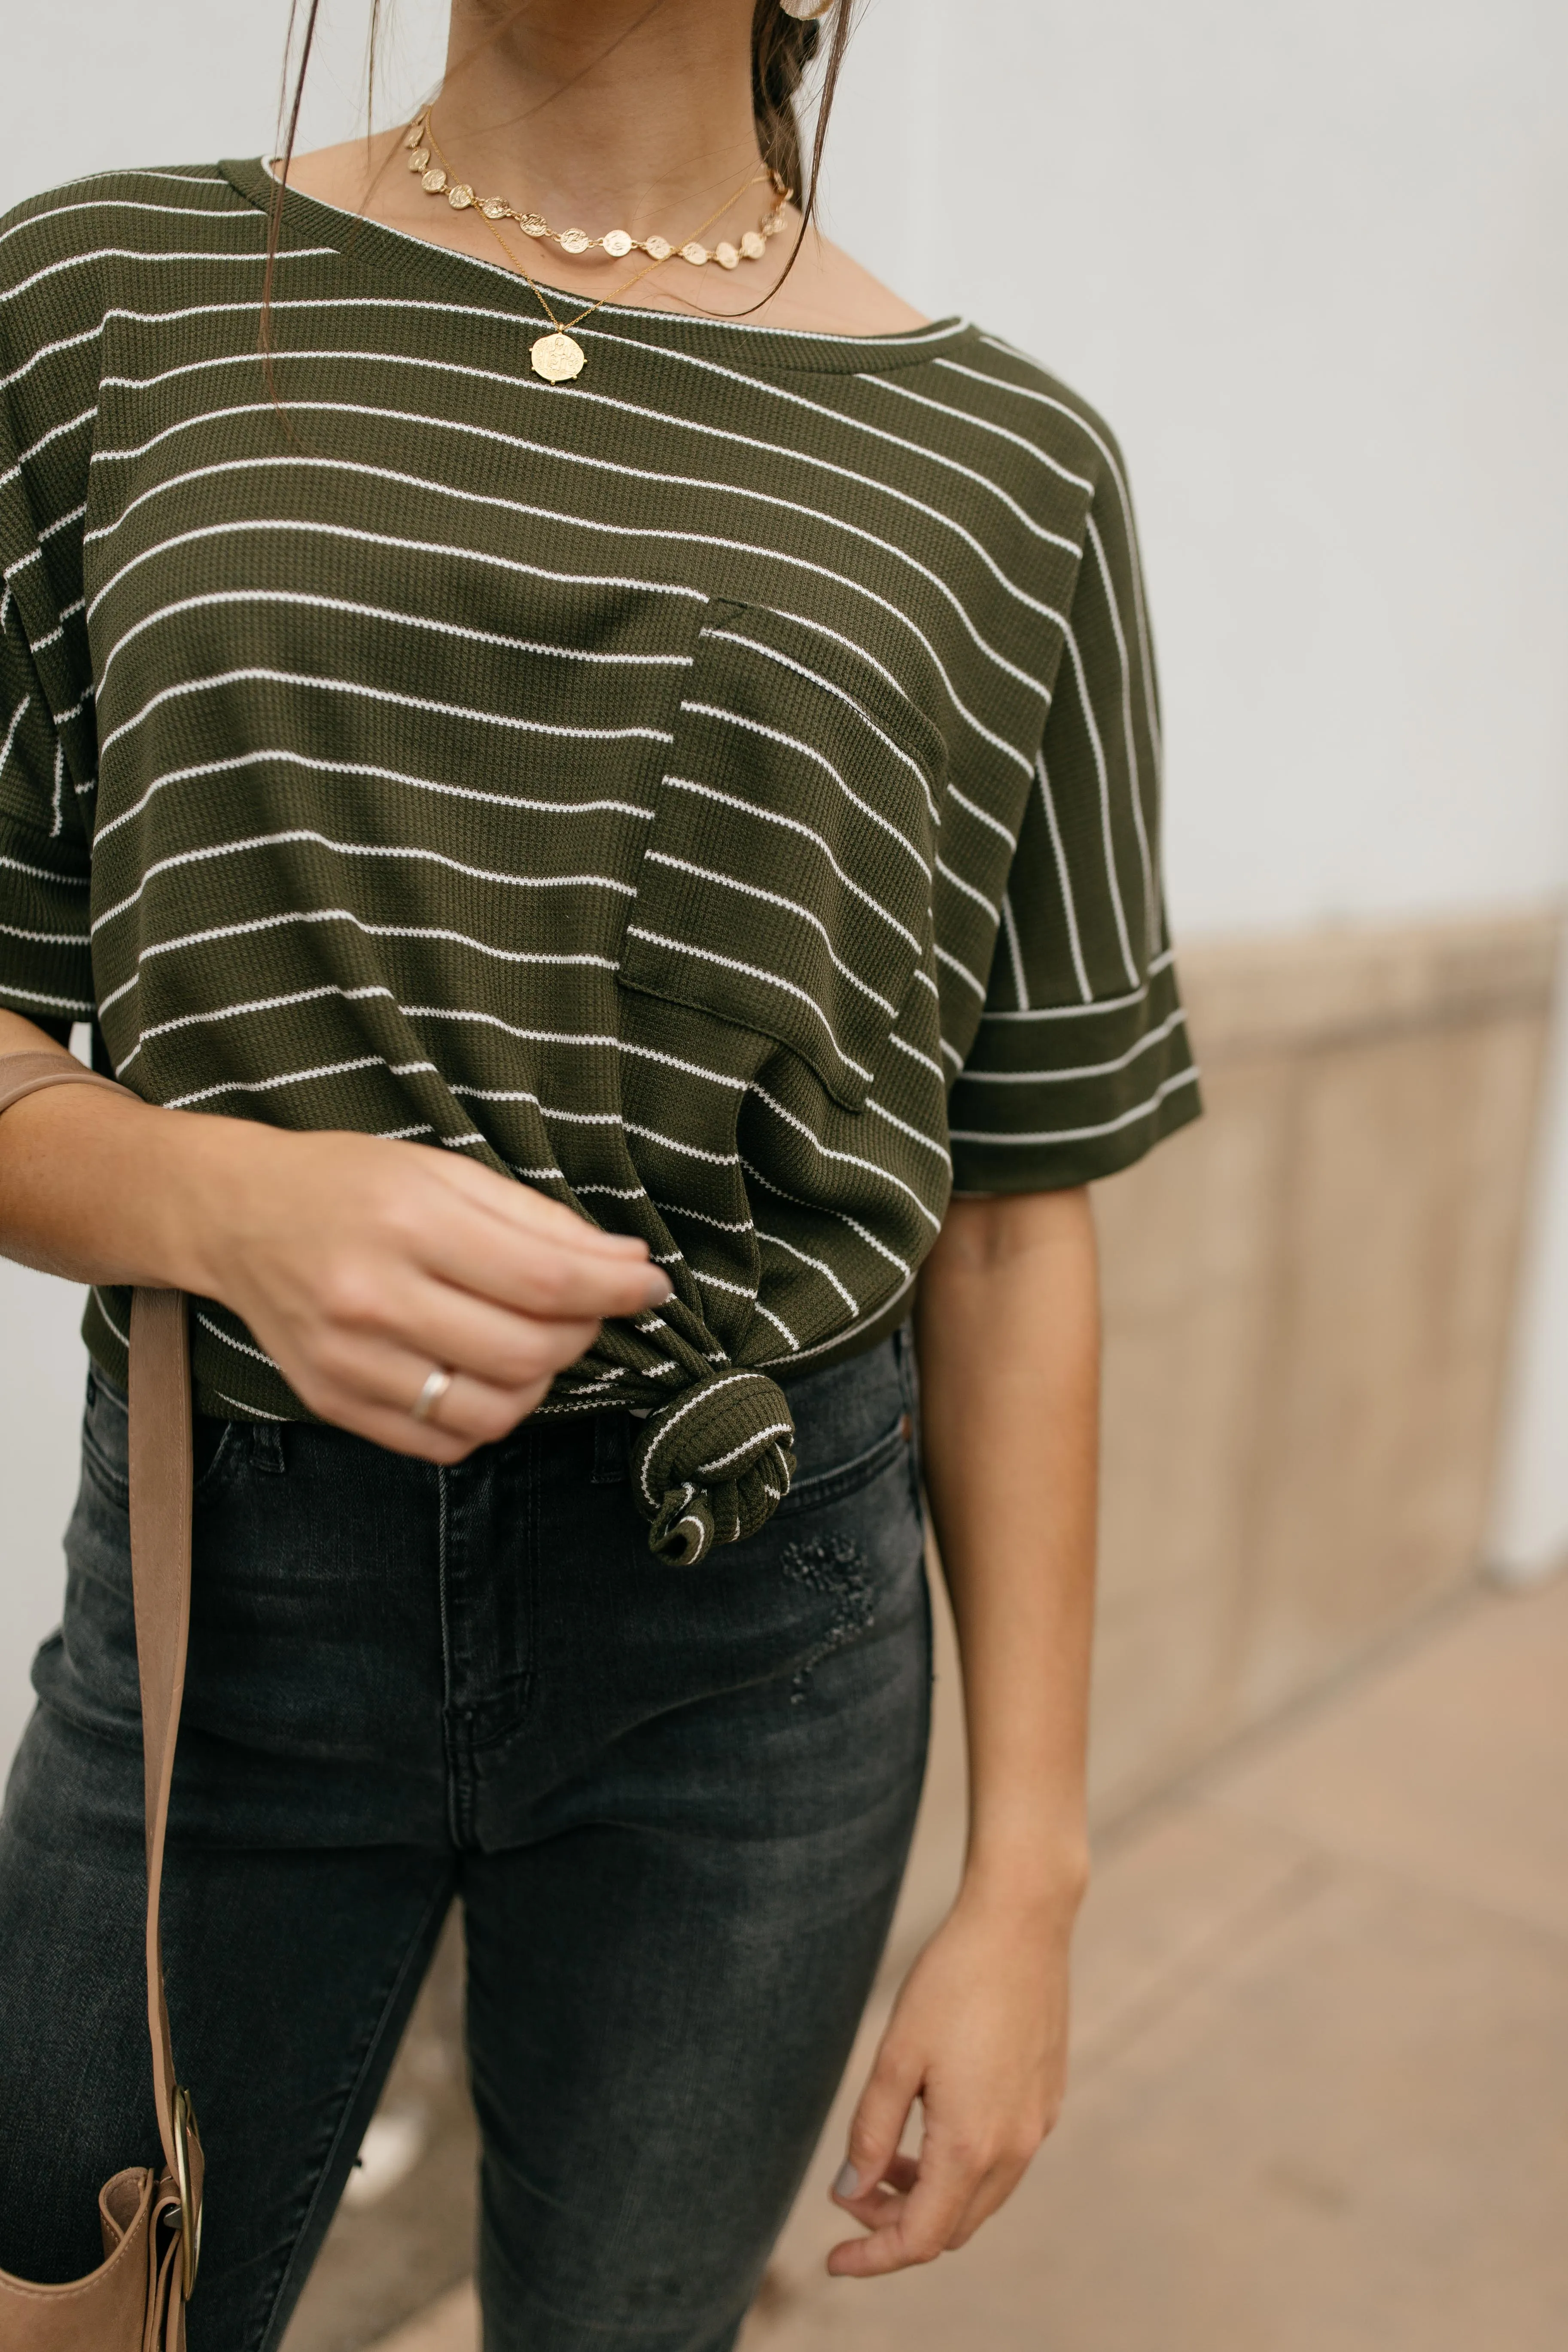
[129,1287,198,2209]
[0,1050,203,2282]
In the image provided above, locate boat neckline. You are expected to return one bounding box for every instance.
[222,158,971,377]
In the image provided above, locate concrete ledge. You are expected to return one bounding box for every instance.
[1092,902,1560,1813]
[1181,905,1560,1060]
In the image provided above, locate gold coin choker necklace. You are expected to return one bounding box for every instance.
[403,111,790,382]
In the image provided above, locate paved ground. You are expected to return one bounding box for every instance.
[357,1568,1568,2352]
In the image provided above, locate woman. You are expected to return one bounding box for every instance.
[0,0,1198,2343]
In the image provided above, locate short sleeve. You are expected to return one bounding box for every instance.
[0,588,94,1042]
[0,218,97,1041]
[947,438,1200,1191]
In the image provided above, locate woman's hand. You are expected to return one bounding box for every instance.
[827,1874,1080,2276]
[0,1011,671,1463]
[185,1121,671,1460]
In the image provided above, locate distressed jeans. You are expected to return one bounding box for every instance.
[0,1330,930,2351]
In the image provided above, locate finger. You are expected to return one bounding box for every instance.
[307,1379,550,1465]
[830,2043,922,2221]
[414,1358,598,1447]
[467,1245,672,1323]
[830,2151,918,2227]
[827,2132,977,2278]
[862,2154,920,2198]
[827,2154,912,2249]
[339,1207,672,1328]
[272,1324,557,1461]
[286,1316,602,1450]
[417,1208,673,1322]
[353,1265,648,1386]
[426,1153,655,1256]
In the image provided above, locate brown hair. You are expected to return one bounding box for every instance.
[264,1,857,338]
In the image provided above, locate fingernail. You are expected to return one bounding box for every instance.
[833,2161,860,2199]
[645,1274,675,1305]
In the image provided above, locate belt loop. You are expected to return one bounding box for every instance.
[894,1321,916,1409]
[251,1422,287,1475]
[590,1410,627,1487]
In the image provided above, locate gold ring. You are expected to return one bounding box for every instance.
[410,1365,454,1425]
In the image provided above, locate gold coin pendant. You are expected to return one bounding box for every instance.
[531,332,586,384]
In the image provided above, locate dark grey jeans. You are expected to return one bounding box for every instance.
[0,1331,930,2352]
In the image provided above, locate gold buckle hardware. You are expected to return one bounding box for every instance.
[171,2082,203,2299]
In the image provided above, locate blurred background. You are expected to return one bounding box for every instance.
[2,3,1566,2346]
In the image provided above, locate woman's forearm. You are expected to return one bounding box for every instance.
[0,1006,669,1460]
[829,1187,1099,2272]
[913,1186,1100,1914]
[0,1007,235,1288]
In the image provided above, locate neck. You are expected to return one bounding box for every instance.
[283,0,931,337]
[433,1,770,239]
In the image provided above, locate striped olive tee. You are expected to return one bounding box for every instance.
[0,163,1199,1547]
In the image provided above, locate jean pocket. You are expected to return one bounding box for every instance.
[778,1405,914,1517]
[79,1371,242,1506]
[79,1371,131,1506]
[192,1415,244,1498]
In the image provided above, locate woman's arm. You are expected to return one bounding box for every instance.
[0,1007,672,1458]
[829,1185,1099,2274]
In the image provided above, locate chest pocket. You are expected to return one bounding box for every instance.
[618,602,947,1111]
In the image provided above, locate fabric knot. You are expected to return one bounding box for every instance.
[630,1369,797,1566]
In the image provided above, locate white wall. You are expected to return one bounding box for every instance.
[820,0,1568,1578]
[828,0,1568,937]
[0,1263,88,1761]
[3,0,1566,1762]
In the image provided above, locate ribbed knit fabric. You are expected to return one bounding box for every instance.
[0,161,1200,1515]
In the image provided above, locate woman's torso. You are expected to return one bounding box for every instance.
[0,164,1194,1422]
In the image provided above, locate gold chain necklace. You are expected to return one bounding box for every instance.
[405,111,789,268]
[405,113,788,383]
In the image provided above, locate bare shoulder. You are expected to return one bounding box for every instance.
[755,230,930,336]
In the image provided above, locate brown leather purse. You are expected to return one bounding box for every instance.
[0,1050,204,2350]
